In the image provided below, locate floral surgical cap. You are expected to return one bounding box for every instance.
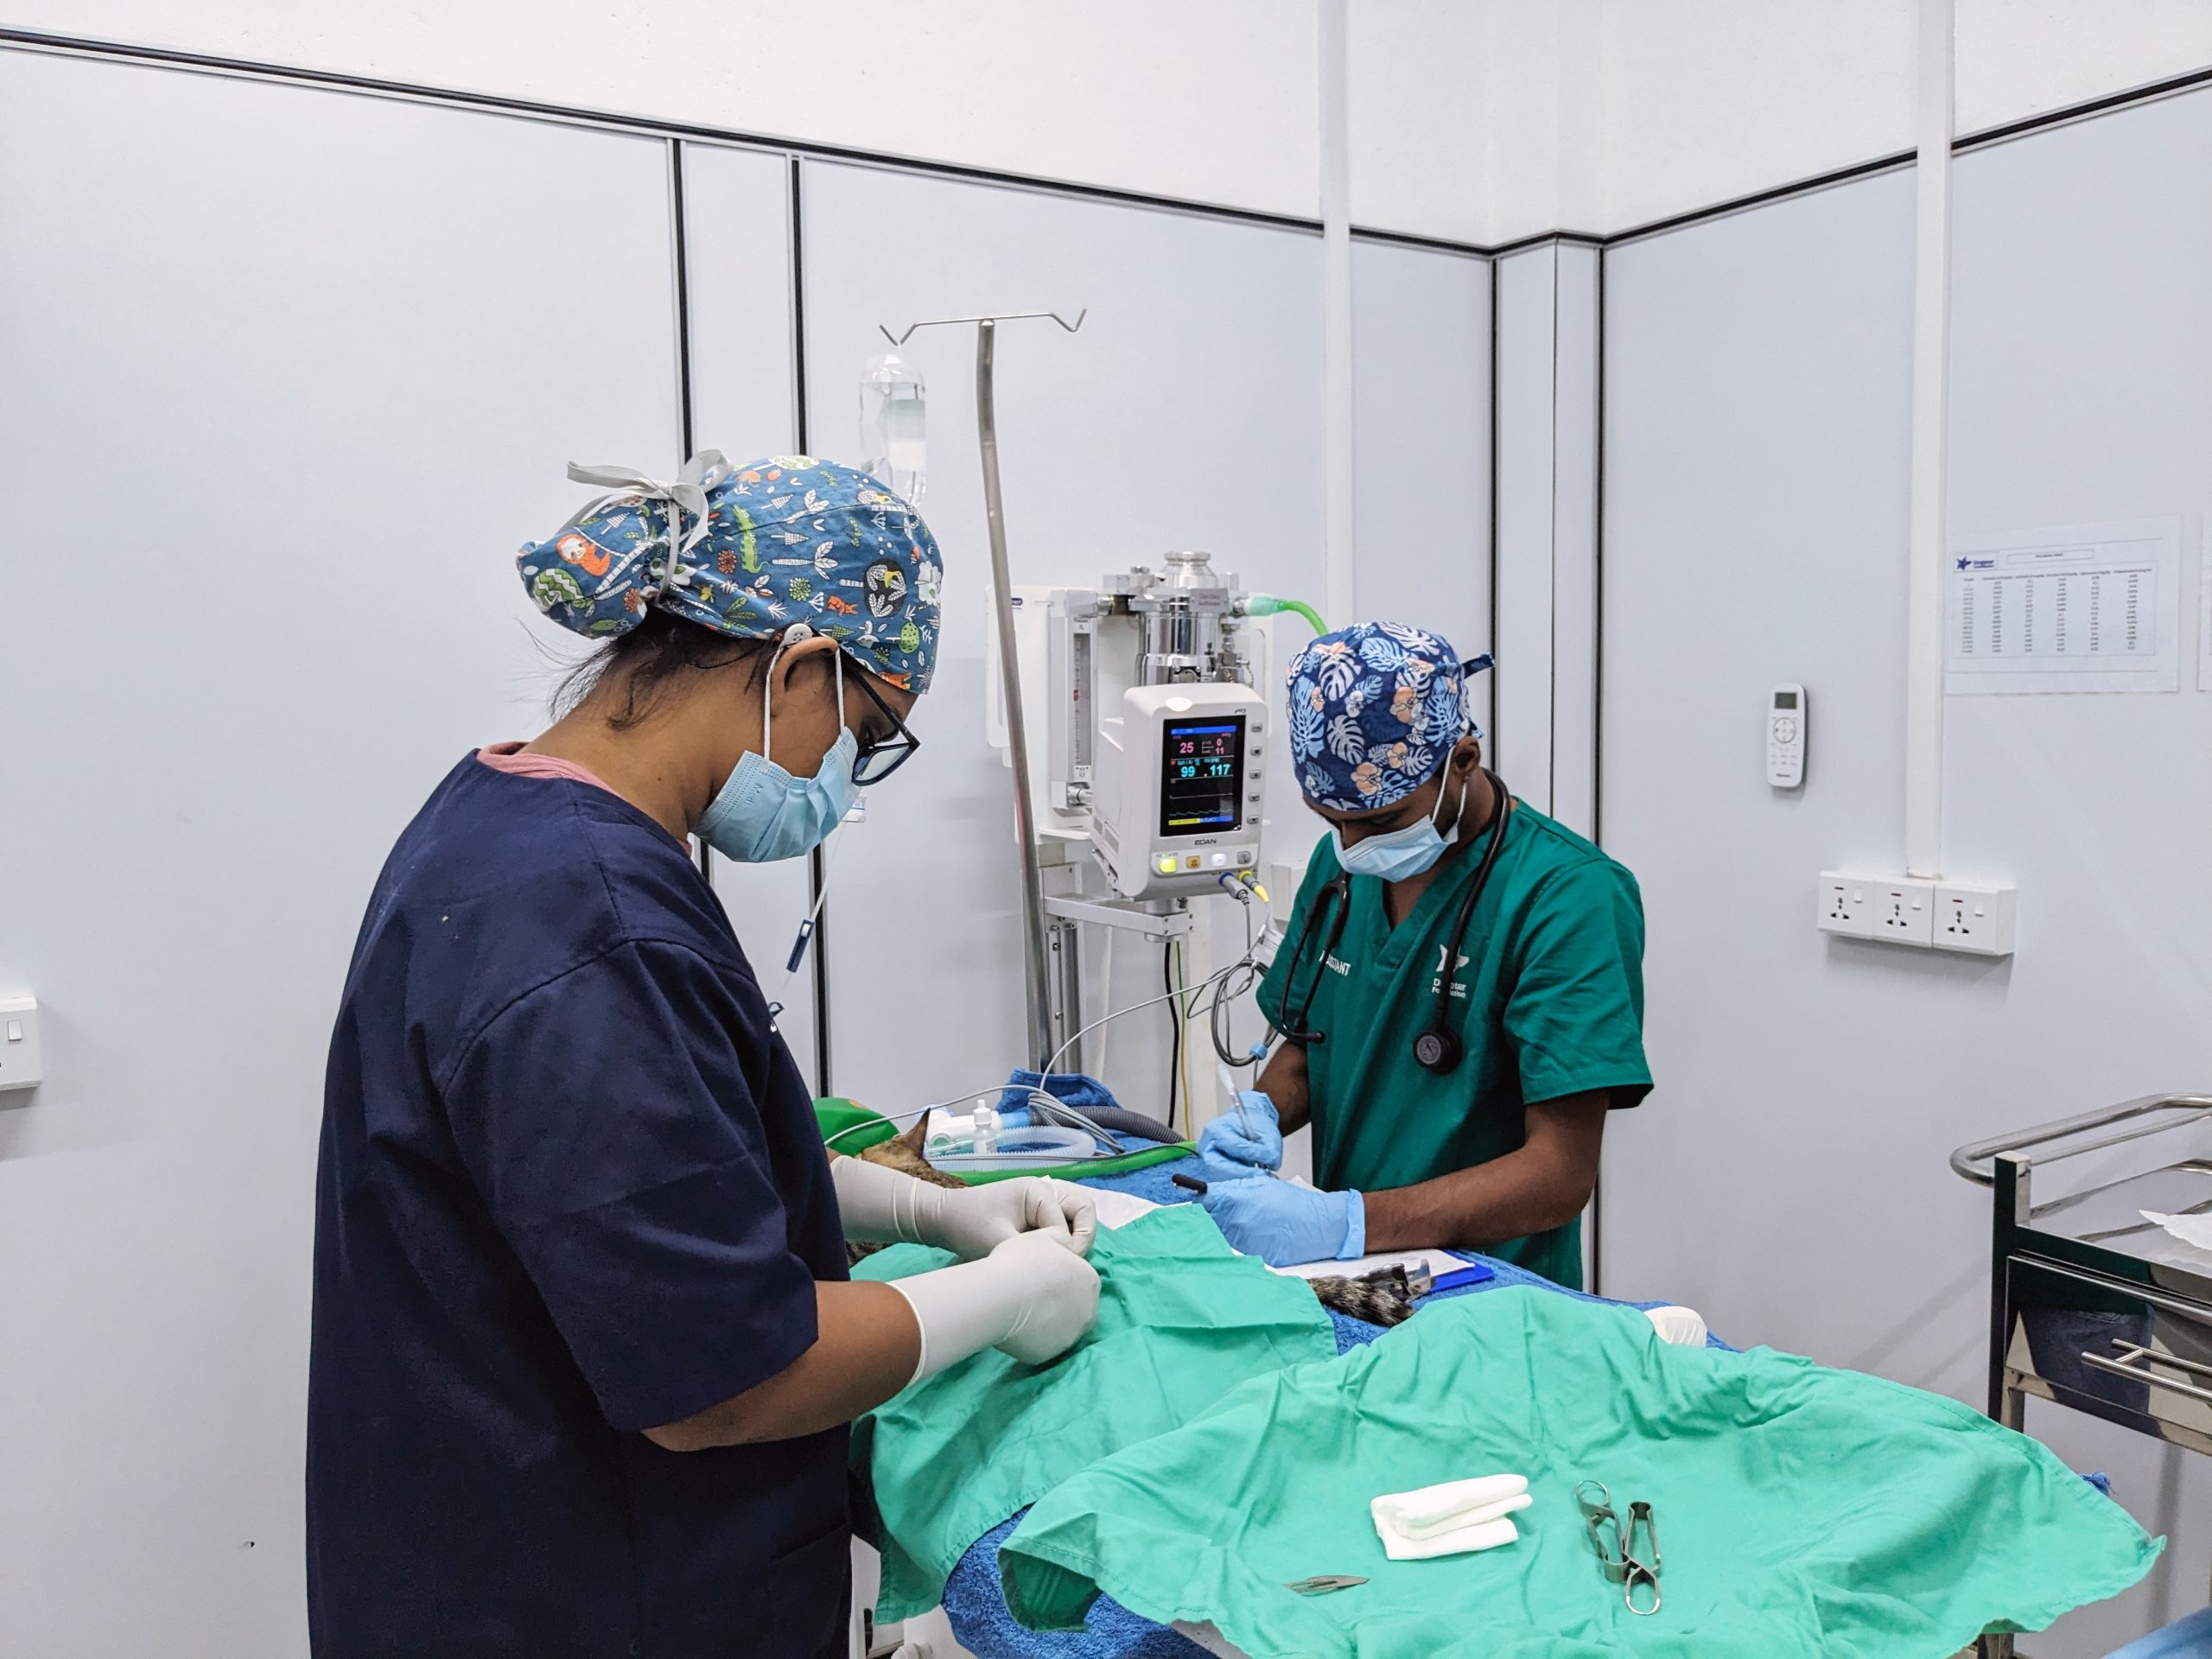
[517,452,944,693]
[1287,621,1495,811]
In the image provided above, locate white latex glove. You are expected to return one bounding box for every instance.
[923,1178,1098,1262]
[831,1156,1096,1262]
[885,1229,1103,1380]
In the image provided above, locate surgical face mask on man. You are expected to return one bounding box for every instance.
[695,636,859,862]
[1330,767,1465,884]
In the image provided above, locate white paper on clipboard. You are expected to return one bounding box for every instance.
[1946,516,2181,695]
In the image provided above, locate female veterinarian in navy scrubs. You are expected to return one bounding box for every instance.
[307,455,1099,1658]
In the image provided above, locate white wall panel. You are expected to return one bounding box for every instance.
[1492,242,1599,824]
[683,145,799,483]
[1600,90,2212,1650]
[1601,170,1920,1342]
[798,161,1325,1120]
[1548,247,1601,839]
[1349,238,1493,718]
[0,51,681,1656]
[1494,246,1560,808]
[678,142,825,1090]
[1942,92,2212,1648]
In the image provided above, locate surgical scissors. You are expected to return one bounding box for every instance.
[1575,1480,1662,1617]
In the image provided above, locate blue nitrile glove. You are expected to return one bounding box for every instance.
[1192,1090,1284,1185]
[1199,1179,1366,1268]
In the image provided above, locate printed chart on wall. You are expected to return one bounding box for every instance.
[1945,517,2181,695]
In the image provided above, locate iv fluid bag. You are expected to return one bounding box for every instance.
[859,353,926,503]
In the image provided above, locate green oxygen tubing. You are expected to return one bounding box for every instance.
[1248,594,1325,634]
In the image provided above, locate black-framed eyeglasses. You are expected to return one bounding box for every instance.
[845,658,921,785]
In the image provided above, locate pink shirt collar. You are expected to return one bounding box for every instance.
[476,742,616,795]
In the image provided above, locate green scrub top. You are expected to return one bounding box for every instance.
[1255,798,1651,1287]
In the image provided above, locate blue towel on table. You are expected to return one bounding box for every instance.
[2106,1605,2212,1657]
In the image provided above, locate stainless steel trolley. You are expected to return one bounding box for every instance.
[1953,1093,2212,1658]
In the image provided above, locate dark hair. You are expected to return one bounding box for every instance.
[555,609,790,732]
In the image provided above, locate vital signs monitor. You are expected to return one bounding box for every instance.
[1091,682,1268,900]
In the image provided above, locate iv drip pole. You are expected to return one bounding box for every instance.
[878,308,1086,1071]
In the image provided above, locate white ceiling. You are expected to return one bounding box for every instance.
[1348,0,2212,243]
[6,0,2209,243]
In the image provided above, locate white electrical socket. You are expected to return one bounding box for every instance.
[1818,871,2016,955]
[1933,880,2017,957]
[1817,873,1873,938]
[1872,878,1935,945]
[0,995,41,1094]
[1817,872,1927,940]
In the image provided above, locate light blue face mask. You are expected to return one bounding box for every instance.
[696,640,859,863]
[1331,770,1462,884]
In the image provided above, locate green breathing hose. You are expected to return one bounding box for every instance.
[1249,594,1325,634]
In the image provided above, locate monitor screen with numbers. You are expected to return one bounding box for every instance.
[1159,716,1246,836]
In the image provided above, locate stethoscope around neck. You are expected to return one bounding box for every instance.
[1275,767,1513,1076]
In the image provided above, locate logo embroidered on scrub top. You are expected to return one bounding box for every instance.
[1322,953,1353,977]
[1431,944,1471,999]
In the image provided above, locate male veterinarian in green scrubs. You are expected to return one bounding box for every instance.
[1195,622,1650,1289]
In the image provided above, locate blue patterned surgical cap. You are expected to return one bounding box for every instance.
[1286,621,1494,811]
[518,452,944,693]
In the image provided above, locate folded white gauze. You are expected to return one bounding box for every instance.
[1370,1475,1531,1560]
[1644,1304,1710,1346]
[1377,1513,1522,1561]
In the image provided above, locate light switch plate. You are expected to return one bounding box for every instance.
[0,995,41,1093]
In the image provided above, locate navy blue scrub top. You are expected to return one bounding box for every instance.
[308,755,851,1659]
